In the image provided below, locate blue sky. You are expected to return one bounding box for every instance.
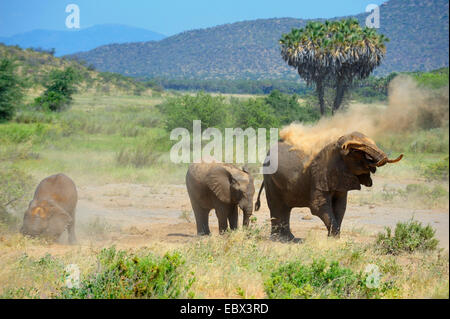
[0,0,387,37]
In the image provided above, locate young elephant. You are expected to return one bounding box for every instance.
[186,162,255,235]
[255,131,403,241]
[21,173,78,244]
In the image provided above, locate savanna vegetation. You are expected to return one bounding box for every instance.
[0,44,448,299]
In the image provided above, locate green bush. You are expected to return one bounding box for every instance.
[376,219,439,255]
[264,259,395,299]
[264,90,320,124]
[231,97,279,129]
[0,123,48,144]
[265,259,359,299]
[422,156,449,180]
[157,92,228,132]
[58,247,194,299]
[34,67,81,112]
[0,58,25,122]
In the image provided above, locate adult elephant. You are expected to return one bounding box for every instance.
[186,162,255,235]
[255,132,403,241]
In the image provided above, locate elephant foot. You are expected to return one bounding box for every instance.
[327,230,341,238]
[291,237,305,244]
[270,232,300,243]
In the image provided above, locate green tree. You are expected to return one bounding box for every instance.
[231,97,279,129]
[157,92,228,132]
[264,90,320,124]
[34,67,80,112]
[280,19,389,115]
[0,58,24,122]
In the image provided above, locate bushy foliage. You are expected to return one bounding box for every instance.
[264,259,396,299]
[264,90,320,124]
[231,97,279,129]
[58,247,194,299]
[422,156,449,181]
[376,219,439,255]
[157,92,228,132]
[34,67,81,112]
[0,58,24,121]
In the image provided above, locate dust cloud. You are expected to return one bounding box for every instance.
[280,75,449,157]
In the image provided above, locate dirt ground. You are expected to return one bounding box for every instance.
[70,176,449,250]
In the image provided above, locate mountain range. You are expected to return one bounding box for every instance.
[68,0,449,80]
[0,24,166,56]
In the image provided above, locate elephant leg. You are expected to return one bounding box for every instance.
[272,208,295,242]
[332,192,348,236]
[265,185,294,241]
[215,204,229,234]
[68,212,77,244]
[192,202,211,236]
[311,193,339,237]
[228,205,238,231]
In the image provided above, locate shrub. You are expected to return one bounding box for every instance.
[34,67,81,112]
[0,58,25,121]
[157,92,228,132]
[264,259,360,299]
[58,247,194,299]
[231,97,279,129]
[376,219,439,255]
[422,156,449,181]
[264,90,320,124]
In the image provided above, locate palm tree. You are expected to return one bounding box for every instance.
[280,18,389,115]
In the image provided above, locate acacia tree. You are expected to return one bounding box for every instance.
[280,18,389,115]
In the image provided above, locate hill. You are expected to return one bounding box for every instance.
[69,0,449,80]
[0,44,160,95]
[0,24,166,57]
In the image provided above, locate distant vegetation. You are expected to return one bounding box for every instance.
[69,0,449,80]
[152,77,311,95]
[0,44,162,97]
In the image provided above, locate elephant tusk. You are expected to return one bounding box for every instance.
[375,158,388,167]
[387,154,403,163]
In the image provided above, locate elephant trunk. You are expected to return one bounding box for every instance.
[242,207,252,227]
[357,144,403,167]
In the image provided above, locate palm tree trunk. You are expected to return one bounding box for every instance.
[332,77,347,114]
[316,79,325,116]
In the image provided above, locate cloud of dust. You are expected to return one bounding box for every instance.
[280,75,449,158]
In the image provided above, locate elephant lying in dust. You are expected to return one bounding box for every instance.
[186,162,255,235]
[255,131,403,241]
[21,173,78,244]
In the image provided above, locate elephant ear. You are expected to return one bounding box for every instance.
[206,166,236,203]
[46,203,72,238]
[311,143,361,192]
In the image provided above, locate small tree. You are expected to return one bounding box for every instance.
[280,19,389,115]
[34,67,80,112]
[0,58,24,122]
[157,92,228,132]
[231,97,280,129]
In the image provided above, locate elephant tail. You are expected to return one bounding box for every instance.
[255,181,264,211]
